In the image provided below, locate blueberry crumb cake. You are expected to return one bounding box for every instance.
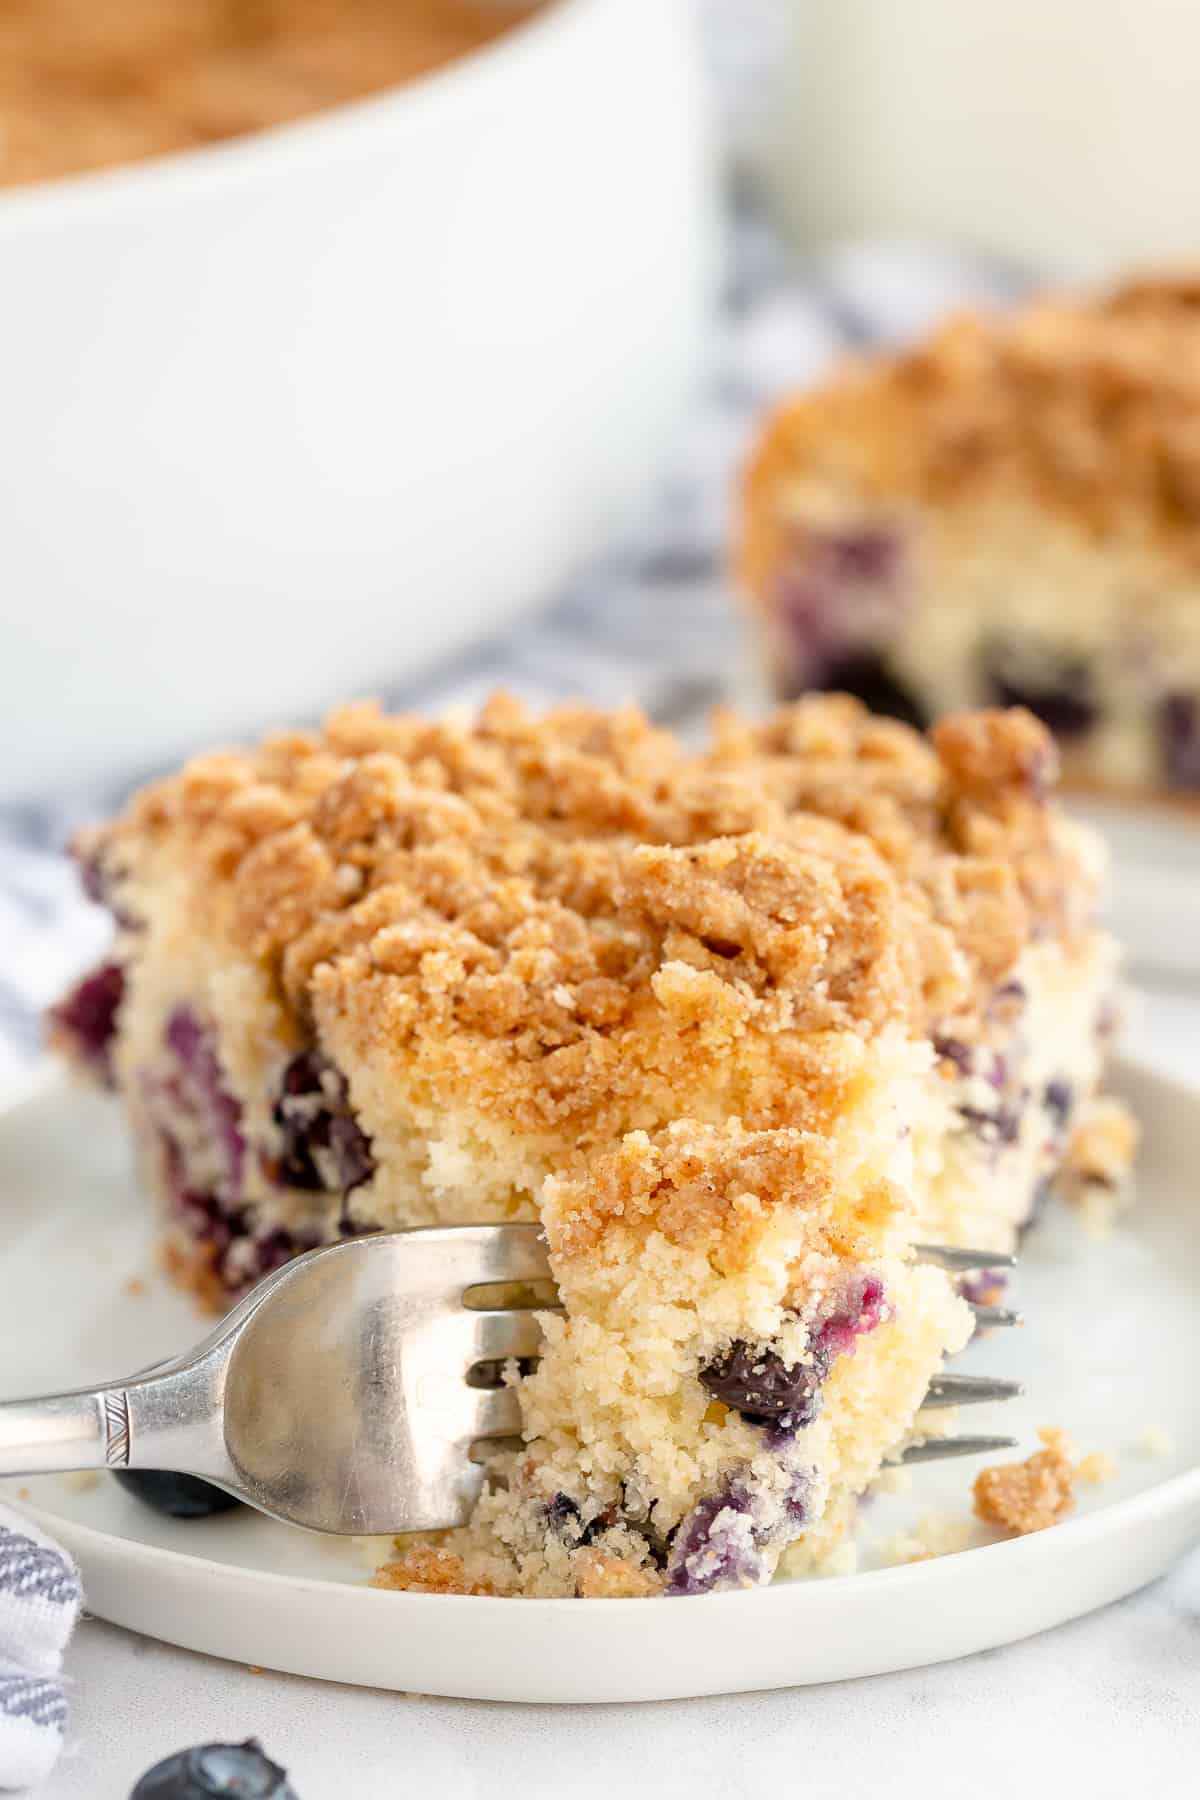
[51,693,1131,1596]
[739,275,1200,801]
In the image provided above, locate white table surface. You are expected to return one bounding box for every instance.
[36,986,1200,1799]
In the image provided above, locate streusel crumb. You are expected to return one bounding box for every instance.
[574,1551,664,1599]
[371,1548,497,1597]
[973,1427,1077,1535]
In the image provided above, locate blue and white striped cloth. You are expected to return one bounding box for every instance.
[0,1514,81,1792]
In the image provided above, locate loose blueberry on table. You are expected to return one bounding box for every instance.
[114,1469,243,1519]
[130,1738,297,1799]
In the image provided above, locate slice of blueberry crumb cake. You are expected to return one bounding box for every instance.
[50,693,1131,1595]
[738,275,1200,803]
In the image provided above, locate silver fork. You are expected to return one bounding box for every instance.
[0,1228,1021,1535]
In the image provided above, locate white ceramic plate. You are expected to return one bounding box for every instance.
[1,1065,1197,1703]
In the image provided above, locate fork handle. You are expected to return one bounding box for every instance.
[0,1386,129,1477]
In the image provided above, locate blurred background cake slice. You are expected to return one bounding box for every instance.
[738,275,1200,803]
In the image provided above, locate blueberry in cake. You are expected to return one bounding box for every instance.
[738,275,1200,801]
[51,693,1127,1595]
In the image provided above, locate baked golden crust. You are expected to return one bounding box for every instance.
[740,272,1200,594]
[100,693,1093,1164]
[544,1118,843,1264]
[371,1547,497,1597]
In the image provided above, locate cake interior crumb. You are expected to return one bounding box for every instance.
[870,1466,913,1498]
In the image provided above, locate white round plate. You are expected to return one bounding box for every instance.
[1,1065,1198,1703]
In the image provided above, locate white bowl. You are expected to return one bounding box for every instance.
[0,0,715,797]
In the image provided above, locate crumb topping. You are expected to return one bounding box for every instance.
[573,1550,664,1599]
[371,1547,497,1597]
[973,1426,1077,1535]
[542,1117,859,1264]
[741,273,1200,581]
[103,693,1094,1152]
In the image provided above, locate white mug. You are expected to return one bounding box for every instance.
[757,0,1200,281]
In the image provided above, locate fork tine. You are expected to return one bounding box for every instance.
[915,1244,1017,1272]
[971,1303,1024,1328]
[469,1310,546,1363]
[441,1222,552,1287]
[921,1374,1024,1409]
[893,1434,1017,1465]
[469,1386,523,1442]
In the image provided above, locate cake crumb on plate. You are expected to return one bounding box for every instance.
[875,1512,973,1566]
[1135,1425,1175,1459]
[1075,1450,1117,1486]
[974,1427,1077,1535]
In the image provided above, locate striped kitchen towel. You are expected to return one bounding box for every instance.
[0,1510,82,1792]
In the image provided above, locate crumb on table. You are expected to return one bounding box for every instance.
[124,1275,148,1297]
[974,1427,1078,1535]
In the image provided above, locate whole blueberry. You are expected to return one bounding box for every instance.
[1160,691,1200,789]
[981,639,1096,738]
[699,1339,826,1429]
[130,1739,296,1798]
[48,961,125,1082]
[810,650,927,728]
[114,1470,242,1520]
[272,1052,374,1196]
